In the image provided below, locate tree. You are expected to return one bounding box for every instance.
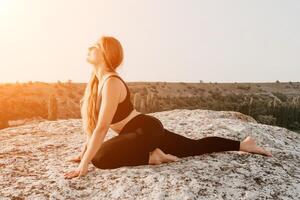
[0,120,9,130]
[48,94,58,120]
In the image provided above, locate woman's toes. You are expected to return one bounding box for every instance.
[165,154,180,162]
[258,146,273,157]
[238,151,249,155]
[249,144,272,157]
[265,151,273,157]
[169,154,180,161]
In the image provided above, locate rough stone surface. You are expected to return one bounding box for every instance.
[0,109,299,200]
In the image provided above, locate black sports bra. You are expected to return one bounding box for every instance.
[96,74,134,124]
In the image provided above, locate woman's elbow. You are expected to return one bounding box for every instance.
[94,125,109,137]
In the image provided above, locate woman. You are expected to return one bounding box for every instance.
[64,36,272,179]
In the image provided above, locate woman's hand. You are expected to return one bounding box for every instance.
[64,161,89,179]
[67,140,89,163]
[67,154,82,163]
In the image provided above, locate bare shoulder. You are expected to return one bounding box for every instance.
[103,76,122,88]
[100,76,123,97]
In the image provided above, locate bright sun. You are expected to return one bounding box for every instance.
[0,0,14,15]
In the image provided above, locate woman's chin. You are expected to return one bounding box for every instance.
[86,58,93,64]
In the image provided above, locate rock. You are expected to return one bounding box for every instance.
[0,109,299,200]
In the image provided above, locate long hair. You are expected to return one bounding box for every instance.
[80,36,124,137]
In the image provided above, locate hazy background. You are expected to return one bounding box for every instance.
[0,0,299,84]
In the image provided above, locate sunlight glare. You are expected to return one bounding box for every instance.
[0,0,14,15]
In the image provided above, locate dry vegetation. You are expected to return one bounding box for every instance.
[1,80,300,132]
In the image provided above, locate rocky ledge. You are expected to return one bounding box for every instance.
[0,109,299,200]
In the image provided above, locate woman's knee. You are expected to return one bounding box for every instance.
[91,155,116,169]
[91,146,112,169]
[149,115,164,129]
[146,116,164,135]
[91,161,112,169]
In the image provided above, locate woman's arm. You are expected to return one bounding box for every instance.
[80,78,122,165]
[79,135,90,159]
[80,126,109,164]
[64,126,109,178]
[64,77,121,178]
[68,134,91,163]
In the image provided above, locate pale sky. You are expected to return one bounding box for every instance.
[0,0,299,84]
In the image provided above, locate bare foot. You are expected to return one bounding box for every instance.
[240,136,273,157]
[148,148,180,165]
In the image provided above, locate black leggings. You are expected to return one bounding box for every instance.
[91,114,240,169]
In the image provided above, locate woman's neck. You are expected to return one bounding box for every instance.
[93,66,118,81]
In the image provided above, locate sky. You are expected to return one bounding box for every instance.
[0,0,299,84]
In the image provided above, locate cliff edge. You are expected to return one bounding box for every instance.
[0,109,299,200]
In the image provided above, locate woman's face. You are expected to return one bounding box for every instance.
[86,43,104,66]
